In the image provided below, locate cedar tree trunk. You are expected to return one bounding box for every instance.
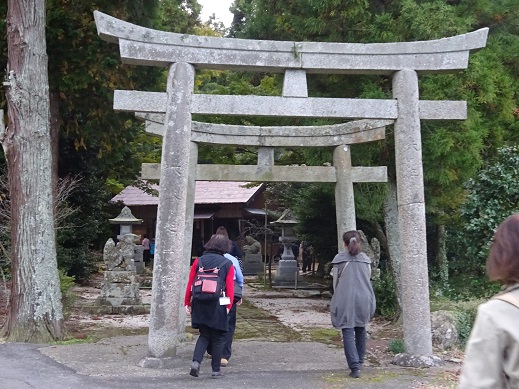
[1,0,65,342]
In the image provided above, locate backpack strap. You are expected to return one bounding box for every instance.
[198,255,228,272]
[493,292,519,309]
[332,262,349,292]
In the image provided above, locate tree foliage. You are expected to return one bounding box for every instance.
[228,0,519,270]
[0,1,202,280]
[450,146,519,274]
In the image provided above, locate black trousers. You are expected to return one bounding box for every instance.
[222,298,239,360]
[143,249,151,265]
[192,325,226,372]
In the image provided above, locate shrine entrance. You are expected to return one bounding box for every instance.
[94,10,487,364]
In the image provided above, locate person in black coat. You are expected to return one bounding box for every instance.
[184,234,235,378]
[215,226,243,268]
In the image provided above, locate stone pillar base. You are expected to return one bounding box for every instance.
[274,259,299,283]
[392,353,444,367]
[139,356,185,369]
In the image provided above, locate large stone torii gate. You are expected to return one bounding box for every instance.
[94,11,488,366]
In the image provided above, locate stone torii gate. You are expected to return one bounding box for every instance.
[137,113,390,253]
[94,11,488,366]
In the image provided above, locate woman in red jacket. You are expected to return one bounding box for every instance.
[184,234,234,379]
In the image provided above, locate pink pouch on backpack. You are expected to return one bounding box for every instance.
[201,279,217,294]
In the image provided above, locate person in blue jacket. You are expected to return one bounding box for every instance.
[208,226,245,367]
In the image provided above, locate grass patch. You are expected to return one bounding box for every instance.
[64,322,149,343]
[234,299,302,342]
[184,299,302,342]
[305,327,342,345]
[387,338,405,354]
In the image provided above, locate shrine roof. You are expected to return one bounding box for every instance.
[110,181,263,206]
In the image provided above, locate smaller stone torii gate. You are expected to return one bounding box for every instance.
[137,112,390,252]
[94,10,488,367]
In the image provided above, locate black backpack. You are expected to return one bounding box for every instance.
[192,256,228,301]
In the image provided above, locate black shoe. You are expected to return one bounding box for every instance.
[189,361,200,377]
[211,371,225,378]
[349,369,360,378]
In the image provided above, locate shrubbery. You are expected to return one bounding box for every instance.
[372,270,398,319]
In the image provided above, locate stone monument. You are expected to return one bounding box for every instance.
[96,233,142,309]
[241,235,263,275]
[359,230,381,280]
[271,209,300,284]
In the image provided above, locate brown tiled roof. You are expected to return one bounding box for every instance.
[111,181,263,206]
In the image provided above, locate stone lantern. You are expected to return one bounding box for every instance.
[271,209,299,283]
[109,206,143,240]
[109,206,144,274]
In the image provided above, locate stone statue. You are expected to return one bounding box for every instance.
[359,230,381,279]
[103,233,139,271]
[242,235,261,255]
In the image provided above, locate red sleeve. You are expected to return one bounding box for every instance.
[184,258,199,307]
[225,264,234,310]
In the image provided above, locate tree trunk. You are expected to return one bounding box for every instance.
[1,0,65,342]
[436,223,448,284]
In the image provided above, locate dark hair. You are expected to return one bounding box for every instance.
[487,213,519,284]
[204,234,231,254]
[342,230,361,256]
[215,226,229,239]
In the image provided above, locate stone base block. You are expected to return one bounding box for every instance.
[134,260,145,274]
[274,259,299,283]
[104,271,138,283]
[85,302,150,315]
[392,353,444,367]
[95,296,142,307]
[139,356,185,369]
[101,282,140,300]
[242,261,264,276]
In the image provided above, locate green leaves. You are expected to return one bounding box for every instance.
[451,146,519,273]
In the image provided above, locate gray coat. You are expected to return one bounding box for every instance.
[459,283,519,388]
[330,251,376,329]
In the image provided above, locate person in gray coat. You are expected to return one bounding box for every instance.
[459,213,519,388]
[330,230,376,379]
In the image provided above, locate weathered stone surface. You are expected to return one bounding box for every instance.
[101,282,140,299]
[137,113,392,145]
[143,163,387,184]
[292,289,321,298]
[242,252,264,276]
[359,231,380,266]
[138,356,184,369]
[103,234,139,272]
[334,145,355,251]
[116,90,467,120]
[275,260,300,283]
[103,271,138,284]
[283,69,308,97]
[148,62,194,360]
[95,11,487,74]
[133,245,144,274]
[431,310,458,350]
[96,296,142,307]
[80,304,150,315]
[393,69,432,355]
[392,353,444,368]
